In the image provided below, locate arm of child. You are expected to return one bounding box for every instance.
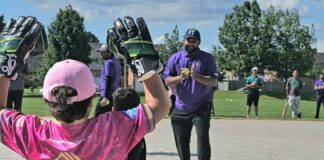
[0,77,9,110]
[142,73,170,124]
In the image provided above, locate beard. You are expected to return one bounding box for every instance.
[185,45,199,55]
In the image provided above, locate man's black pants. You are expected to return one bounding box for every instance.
[315,94,324,119]
[171,102,212,160]
[7,90,24,112]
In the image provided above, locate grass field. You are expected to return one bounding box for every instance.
[21,88,324,120]
[214,91,322,119]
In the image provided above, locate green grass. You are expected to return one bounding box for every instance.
[21,89,324,120]
[21,88,146,117]
[214,91,322,120]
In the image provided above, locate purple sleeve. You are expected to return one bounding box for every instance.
[206,55,218,78]
[164,55,178,79]
[104,61,114,76]
[315,80,319,86]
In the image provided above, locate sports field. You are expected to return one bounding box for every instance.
[21,89,324,119]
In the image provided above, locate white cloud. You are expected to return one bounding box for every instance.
[258,0,299,9]
[316,40,324,53]
[23,0,66,11]
[298,4,310,17]
[258,0,309,16]
[153,35,166,45]
[24,0,236,25]
[200,45,212,52]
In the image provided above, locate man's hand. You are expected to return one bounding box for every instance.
[100,97,109,107]
[189,64,197,80]
[181,68,189,80]
[0,16,47,80]
[106,16,162,81]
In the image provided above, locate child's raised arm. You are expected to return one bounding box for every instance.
[143,73,170,123]
[0,77,9,109]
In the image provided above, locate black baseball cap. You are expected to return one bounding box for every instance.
[184,28,200,40]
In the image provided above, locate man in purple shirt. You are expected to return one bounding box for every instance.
[94,44,121,117]
[314,73,324,119]
[164,28,218,160]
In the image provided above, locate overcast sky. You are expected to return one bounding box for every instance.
[2,0,324,52]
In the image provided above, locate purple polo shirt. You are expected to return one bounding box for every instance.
[100,58,121,97]
[315,79,324,95]
[164,49,218,113]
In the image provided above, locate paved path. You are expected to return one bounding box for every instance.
[0,144,23,160]
[146,119,324,160]
[1,119,324,160]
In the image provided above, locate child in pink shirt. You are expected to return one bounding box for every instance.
[0,59,169,160]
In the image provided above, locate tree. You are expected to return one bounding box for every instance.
[32,5,92,84]
[271,9,316,81]
[305,64,322,80]
[85,31,99,43]
[215,0,317,80]
[216,0,262,76]
[160,25,183,64]
[0,15,5,32]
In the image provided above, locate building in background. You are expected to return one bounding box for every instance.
[315,53,324,69]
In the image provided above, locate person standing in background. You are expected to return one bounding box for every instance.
[286,70,303,118]
[314,73,324,119]
[94,44,121,117]
[245,67,262,119]
[7,64,28,112]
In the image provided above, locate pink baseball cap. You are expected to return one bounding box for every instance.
[43,59,96,103]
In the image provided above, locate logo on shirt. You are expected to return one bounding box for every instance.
[196,60,202,67]
[55,152,80,160]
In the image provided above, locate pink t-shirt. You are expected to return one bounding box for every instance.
[0,104,155,160]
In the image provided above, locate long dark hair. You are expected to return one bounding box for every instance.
[44,86,94,123]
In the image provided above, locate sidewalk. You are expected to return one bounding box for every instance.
[146,119,324,160]
[0,144,23,160]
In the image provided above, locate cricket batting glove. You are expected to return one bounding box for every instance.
[0,16,47,80]
[107,16,163,81]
